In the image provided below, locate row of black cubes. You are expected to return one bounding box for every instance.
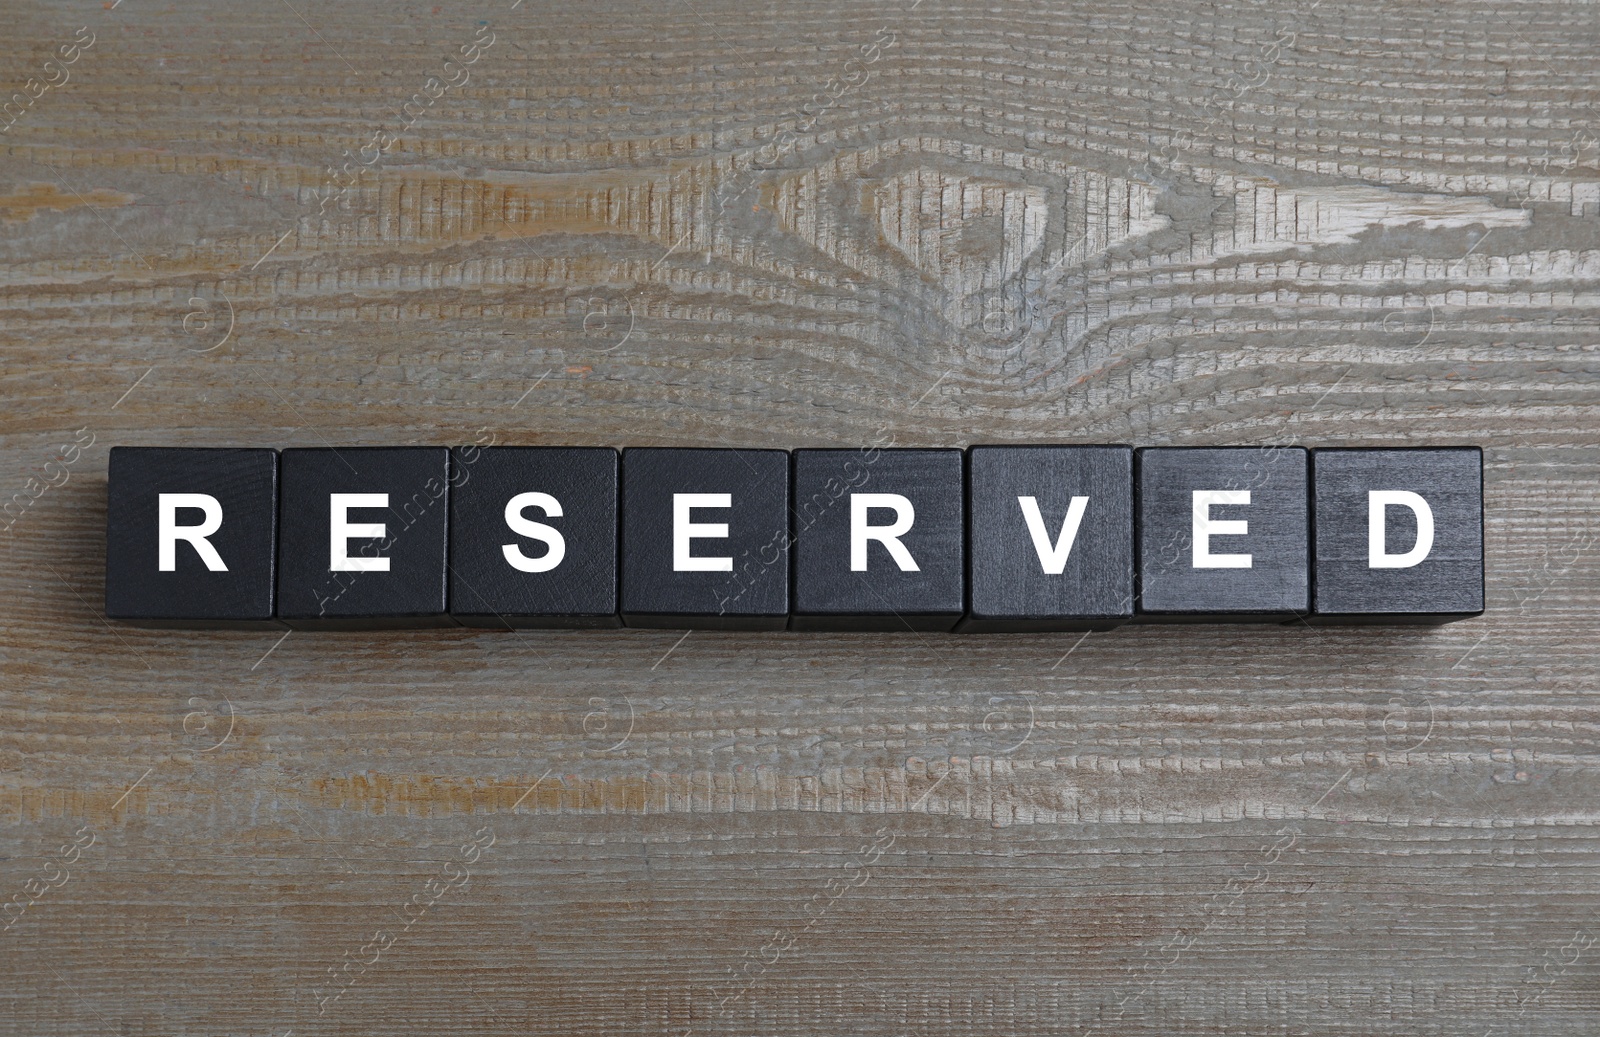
[104,445,1484,630]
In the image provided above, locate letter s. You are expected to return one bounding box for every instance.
[502,492,566,573]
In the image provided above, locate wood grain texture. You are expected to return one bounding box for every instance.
[2,0,1598,1033]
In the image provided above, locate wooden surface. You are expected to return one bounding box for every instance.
[2,0,1598,1033]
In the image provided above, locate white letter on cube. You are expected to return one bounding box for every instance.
[852,493,919,572]
[158,493,227,572]
[503,491,567,573]
[1192,490,1252,569]
[1368,490,1434,568]
[674,493,732,572]
[330,493,390,572]
[1017,495,1089,575]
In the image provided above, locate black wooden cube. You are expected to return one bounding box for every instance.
[449,446,619,628]
[276,447,452,629]
[791,448,964,631]
[620,447,789,629]
[961,445,1134,632]
[105,447,281,628]
[1310,447,1484,623]
[1137,446,1309,621]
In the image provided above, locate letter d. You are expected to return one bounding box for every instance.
[1368,490,1433,568]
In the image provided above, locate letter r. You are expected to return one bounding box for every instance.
[158,493,227,571]
[851,493,918,571]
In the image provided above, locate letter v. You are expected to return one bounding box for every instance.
[1017,496,1089,574]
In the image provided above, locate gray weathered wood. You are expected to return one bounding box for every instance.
[2,0,1598,1033]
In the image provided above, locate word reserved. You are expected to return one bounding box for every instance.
[103,445,1484,631]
